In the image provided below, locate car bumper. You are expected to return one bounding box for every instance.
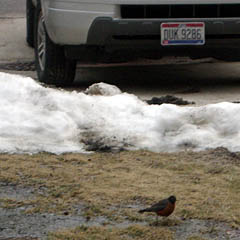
[44,3,117,44]
[86,17,240,45]
[64,17,240,61]
[44,1,240,45]
[44,2,240,61]
[64,39,240,63]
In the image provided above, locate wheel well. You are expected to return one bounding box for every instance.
[26,0,37,47]
[32,0,38,7]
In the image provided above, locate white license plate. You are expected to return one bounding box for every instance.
[161,22,205,46]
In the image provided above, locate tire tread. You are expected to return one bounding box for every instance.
[34,3,76,87]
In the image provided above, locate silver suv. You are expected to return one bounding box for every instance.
[27,0,240,86]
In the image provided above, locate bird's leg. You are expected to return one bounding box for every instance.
[155,215,158,225]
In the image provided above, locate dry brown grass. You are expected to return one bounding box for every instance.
[47,225,173,240]
[187,237,207,240]
[0,148,240,238]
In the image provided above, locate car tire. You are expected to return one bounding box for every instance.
[26,0,35,47]
[34,3,76,87]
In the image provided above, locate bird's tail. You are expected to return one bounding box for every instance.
[138,208,150,213]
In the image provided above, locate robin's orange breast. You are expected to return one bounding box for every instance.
[157,202,175,217]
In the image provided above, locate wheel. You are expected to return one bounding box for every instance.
[26,0,35,47]
[34,3,76,87]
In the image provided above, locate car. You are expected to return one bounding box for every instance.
[27,0,240,86]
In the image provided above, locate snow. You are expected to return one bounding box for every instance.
[0,72,240,154]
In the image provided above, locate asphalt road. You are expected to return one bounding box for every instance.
[0,0,25,17]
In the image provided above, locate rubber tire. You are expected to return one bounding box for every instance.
[26,0,35,47]
[34,3,76,87]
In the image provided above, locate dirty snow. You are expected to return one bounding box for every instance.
[0,72,240,154]
[85,82,122,96]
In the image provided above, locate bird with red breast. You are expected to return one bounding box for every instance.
[138,195,176,223]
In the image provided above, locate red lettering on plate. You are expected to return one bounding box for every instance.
[186,23,204,27]
[162,24,179,28]
[162,23,204,28]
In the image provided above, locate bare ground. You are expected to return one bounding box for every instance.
[0,147,240,240]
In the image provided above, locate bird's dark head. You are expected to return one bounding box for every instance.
[168,195,176,204]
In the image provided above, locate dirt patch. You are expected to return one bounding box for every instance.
[193,147,240,165]
[0,206,112,239]
[81,131,133,152]
[0,150,239,239]
[146,95,195,105]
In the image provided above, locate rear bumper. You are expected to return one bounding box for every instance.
[64,17,240,62]
[44,1,240,46]
[44,5,116,45]
[65,38,240,63]
[86,17,240,45]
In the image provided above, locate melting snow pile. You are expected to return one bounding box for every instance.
[0,72,240,154]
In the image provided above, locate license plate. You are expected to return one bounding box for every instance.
[161,22,205,46]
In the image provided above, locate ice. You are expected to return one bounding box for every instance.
[0,72,240,154]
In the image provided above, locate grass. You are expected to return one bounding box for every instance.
[47,225,173,240]
[187,237,207,240]
[0,148,240,238]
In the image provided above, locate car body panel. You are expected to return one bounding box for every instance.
[30,0,240,61]
[43,0,240,4]
[45,4,117,44]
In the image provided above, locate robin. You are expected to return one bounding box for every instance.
[138,195,176,222]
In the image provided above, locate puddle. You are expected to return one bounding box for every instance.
[0,207,111,239]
